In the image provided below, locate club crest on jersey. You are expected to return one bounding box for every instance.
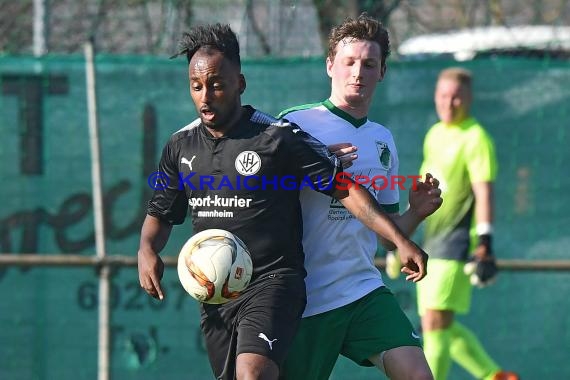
[375,141,391,170]
[235,151,261,175]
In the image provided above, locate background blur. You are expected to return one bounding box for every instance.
[1,1,569,379]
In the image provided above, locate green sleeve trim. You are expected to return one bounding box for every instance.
[381,203,400,213]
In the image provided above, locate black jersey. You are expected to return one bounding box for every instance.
[147,106,341,280]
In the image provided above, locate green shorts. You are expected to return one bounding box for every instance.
[281,287,421,380]
[416,258,472,315]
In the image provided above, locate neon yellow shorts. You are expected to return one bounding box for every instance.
[417,258,472,315]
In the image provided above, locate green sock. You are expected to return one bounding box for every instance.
[423,328,453,380]
[449,321,500,379]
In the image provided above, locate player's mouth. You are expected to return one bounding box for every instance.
[201,107,216,122]
[348,83,366,90]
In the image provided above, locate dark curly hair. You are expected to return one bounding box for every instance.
[327,13,391,67]
[173,23,241,68]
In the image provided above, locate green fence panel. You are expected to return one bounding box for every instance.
[1,55,569,379]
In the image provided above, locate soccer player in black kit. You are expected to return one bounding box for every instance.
[137,23,429,380]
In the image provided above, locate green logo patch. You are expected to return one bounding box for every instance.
[375,141,391,169]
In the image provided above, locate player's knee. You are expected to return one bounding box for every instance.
[381,346,434,380]
[409,368,434,380]
[422,309,454,331]
[384,365,433,380]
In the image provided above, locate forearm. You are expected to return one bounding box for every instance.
[334,184,407,248]
[378,209,423,250]
[139,214,173,255]
[392,208,423,238]
[472,181,494,258]
[472,181,494,226]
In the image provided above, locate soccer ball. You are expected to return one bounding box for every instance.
[177,229,253,304]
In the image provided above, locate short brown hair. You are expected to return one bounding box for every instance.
[327,13,391,66]
[438,67,472,92]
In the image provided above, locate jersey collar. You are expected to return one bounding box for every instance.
[199,106,255,139]
[323,99,368,128]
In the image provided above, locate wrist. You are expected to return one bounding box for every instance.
[477,234,493,256]
[476,222,493,236]
[391,231,410,249]
[405,207,424,224]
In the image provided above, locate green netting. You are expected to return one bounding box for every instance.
[1,55,569,379]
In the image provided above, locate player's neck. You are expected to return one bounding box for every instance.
[328,96,369,119]
[442,115,471,127]
[204,107,245,138]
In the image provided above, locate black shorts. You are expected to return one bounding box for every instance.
[200,273,306,380]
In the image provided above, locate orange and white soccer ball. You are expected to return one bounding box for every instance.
[177,229,253,304]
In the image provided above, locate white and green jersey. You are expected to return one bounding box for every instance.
[279,100,399,317]
[420,117,498,261]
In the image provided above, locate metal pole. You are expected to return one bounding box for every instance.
[84,39,110,380]
[2,254,570,271]
[33,0,48,56]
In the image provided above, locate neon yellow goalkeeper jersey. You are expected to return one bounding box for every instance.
[420,117,498,260]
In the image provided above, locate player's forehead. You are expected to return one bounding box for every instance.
[435,78,465,95]
[189,48,236,78]
[334,37,381,60]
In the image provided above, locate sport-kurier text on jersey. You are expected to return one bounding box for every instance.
[147,106,341,280]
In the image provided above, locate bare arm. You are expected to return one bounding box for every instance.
[381,211,422,250]
[472,181,494,258]
[381,173,442,250]
[327,142,442,247]
[138,214,173,300]
[334,184,408,246]
[472,181,493,225]
[333,183,428,282]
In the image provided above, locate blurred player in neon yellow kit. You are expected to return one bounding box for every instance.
[417,67,518,380]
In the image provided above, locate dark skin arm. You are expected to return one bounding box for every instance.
[329,143,443,282]
[137,214,173,300]
[328,143,442,244]
[381,173,442,249]
[333,183,429,282]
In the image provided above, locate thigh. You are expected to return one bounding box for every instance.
[281,308,352,380]
[417,259,471,315]
[200,274,306,380]
[200,302,238,380]
[342,287,422,366]
[236,274,306,367]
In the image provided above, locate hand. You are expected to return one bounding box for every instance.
[395,239,428,282]
[408,173,443,219]
[464,237,497,287]
[327,142,358,169]
[464,254,498,287]
[138,248,165,300]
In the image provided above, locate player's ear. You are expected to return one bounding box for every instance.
[378,64,387,82]
[326,56,334,78]
[239,74,246,94]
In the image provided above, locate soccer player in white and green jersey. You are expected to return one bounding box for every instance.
[278,14,441,380]
[417,67,518,380]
